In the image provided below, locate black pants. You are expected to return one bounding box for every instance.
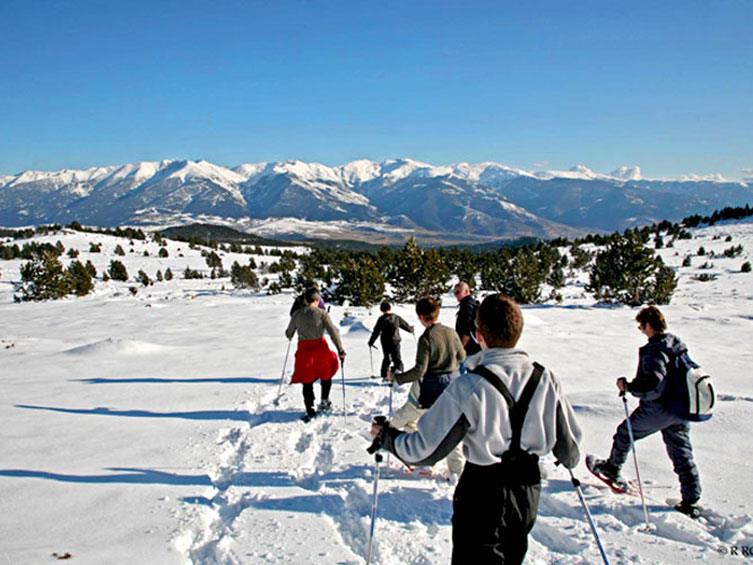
[452,461,541,565]
[302,380,332,412]
[380,343,403,380]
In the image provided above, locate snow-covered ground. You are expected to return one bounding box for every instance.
[1,223,752,564]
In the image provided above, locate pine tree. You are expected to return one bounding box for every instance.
[230,261,260,290]
[137,270,152,286]
[67,260,94,296]
[15,251,72,301]
[85,260,97,278]
[390,238,449,302]
[108,260,129,281]
[114,244,125,256]
[587,232,677,306]
[156,270,164,282]
[158,247,169,258]
[333,256,385,307]
[164,268,174,281]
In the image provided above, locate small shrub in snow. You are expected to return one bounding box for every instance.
[137,270,152,287]
[114,244,125,256]
[164,268,174,281]
[156,270,163,282]
[742,262,752,273]
[697,246,706,256]
[266,281,282,295]
[89,242,102,253]
[230,261,260,290]
[693,273,718,282]
[108,260,129,281]
[143,250,149,257]
[67,260,94,296]
[67,248,80,259]
[158,247,169,258]
[682,256,692,267]
[723,245,744,258]
[183,267,203,280]
[128,286,138,296]
[85,260,97,278]
[726,235,733,242]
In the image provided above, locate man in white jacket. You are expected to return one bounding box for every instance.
[371,293,582,565]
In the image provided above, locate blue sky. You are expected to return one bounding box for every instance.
[0,0,751,179]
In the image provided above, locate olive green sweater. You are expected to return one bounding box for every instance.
[286,306,345,354]
[394,322,465,385]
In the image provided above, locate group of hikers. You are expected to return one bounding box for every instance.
[283,280,705,564]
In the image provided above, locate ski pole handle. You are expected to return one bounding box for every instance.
[367,416,388,454]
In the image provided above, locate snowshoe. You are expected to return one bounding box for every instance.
[317,400,333,414]
[669,499,703,519]
[586,454,633,494]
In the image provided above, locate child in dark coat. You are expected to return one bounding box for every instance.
[368,302,414,380]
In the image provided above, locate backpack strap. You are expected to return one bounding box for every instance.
[510,362,544,452]
[473,362,545,454]
[473,365,514,409]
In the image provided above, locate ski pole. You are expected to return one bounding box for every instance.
[340,358,347,425]
[274,339,292,406]
[560,463,610,564]
[366,451,383,564]
[621,391,651,530]
[369,346,375,378]
[366,416,387,564]
[385,381,394,468]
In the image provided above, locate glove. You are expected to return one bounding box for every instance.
[616,377,628,392]
[367,416,389,454]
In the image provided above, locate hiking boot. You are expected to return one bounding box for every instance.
[317,400,332,413]
[301,408,317,423]
[588,457,630,492]
[674,500,702,519]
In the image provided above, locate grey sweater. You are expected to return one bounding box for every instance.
[382,347,582,468]
[286,306,345,354]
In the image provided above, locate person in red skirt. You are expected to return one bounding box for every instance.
[285,287,346,421]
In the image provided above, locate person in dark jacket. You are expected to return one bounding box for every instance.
[590,306,702,516]
[372,294,581,564]
[454,281,481,356]
[368,301,414,380]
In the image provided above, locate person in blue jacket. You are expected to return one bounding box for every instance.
[589,305,702,517]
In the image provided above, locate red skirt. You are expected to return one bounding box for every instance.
[291,338,339,385]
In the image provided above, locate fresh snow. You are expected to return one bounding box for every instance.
[1,222,753,563]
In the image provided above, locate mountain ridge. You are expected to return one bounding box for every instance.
[1,158,751,243]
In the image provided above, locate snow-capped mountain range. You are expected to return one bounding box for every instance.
[1,158,751,242]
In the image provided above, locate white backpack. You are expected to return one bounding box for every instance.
[666,351,715,422]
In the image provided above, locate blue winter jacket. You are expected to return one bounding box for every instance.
[627,332,686,403]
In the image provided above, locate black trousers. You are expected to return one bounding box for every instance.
[380,343,403,380]
[302,380,332,411]
[452,461,541,565]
